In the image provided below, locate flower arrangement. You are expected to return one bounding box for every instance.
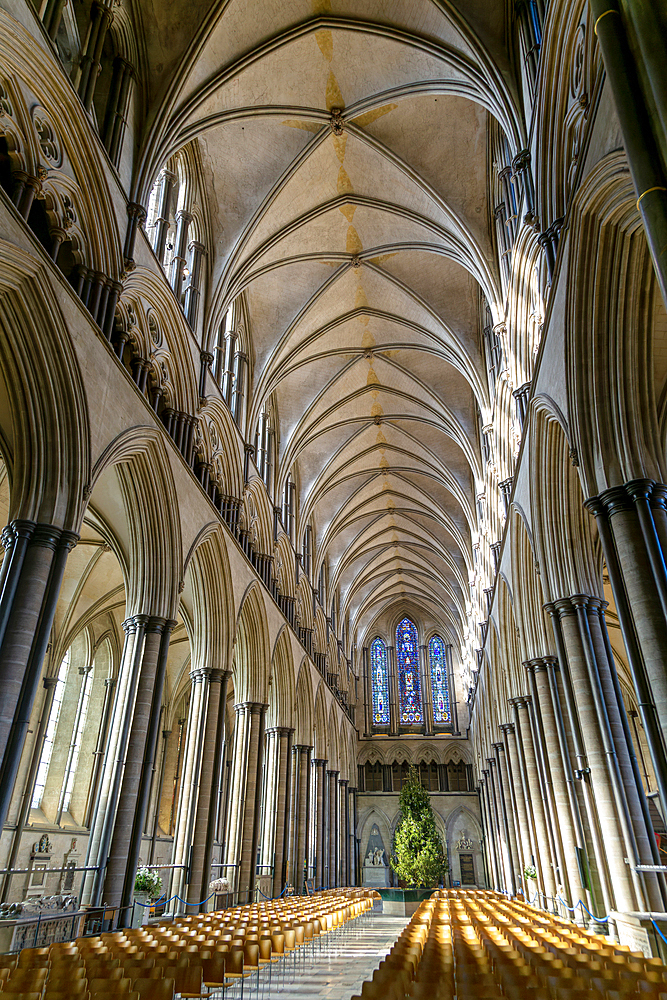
[134,867,163,899]
[523,864,537,880]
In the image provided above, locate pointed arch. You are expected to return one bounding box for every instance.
[234,583,270,704]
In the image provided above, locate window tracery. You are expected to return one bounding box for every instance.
[370,637,389,726]
[396,617,422,725]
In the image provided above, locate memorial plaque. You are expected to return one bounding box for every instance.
[459,853,475,885]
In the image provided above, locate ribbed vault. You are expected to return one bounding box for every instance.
[139,0,519,655]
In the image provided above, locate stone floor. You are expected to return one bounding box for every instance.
[229,910,410,1000]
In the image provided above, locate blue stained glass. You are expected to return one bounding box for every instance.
[429,635,450,725]
[396,617,423,725]
[370,638,389,726]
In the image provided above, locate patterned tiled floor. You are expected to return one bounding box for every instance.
[234,911,410,1000]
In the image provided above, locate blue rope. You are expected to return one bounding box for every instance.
[256,884,289,900]
[134,891,216,908]
[576,900,609,923]
[652,920,667,948]
[557,895,578,914]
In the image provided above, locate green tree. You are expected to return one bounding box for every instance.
[391,766,449,888]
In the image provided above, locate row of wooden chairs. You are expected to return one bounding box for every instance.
[442,889,667,1000]
[352,894,453,1000]
[0,888,376,1000]
[353,889,667,1000]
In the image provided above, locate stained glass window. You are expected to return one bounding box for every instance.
[396,617,422,724]
[370,637,389,726]
[429,635,451,725]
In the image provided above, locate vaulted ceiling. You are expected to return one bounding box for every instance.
[142,0,519,648]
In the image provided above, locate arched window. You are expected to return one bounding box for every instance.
[32,650,71,809]
[370,638,389,726]
[428,635,450,725]
[396,617,422,725]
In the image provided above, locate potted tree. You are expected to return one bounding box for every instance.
[384,766,449,915]
[133,867,163,927]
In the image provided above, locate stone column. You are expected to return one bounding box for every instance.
[553,597,638,912]
[525,663,564,890]
[590,602,665,910]
[419,645,433,735]
[77,1,114,111]
[348,786,358,885]
[271,728,292,897]
[387,647,399,734]
[0,522,77,833]
[188,670,230,909]
[169,210,192,298]
[103,617,174,914]
[83,616,145,906]
[183,241,206,328]
[531,659,587,908]
[491,746,516,895]
[327,769,339,887]
[588,0,667,302]
[512,698,556,896]
[586,495,667,824]
[225,703,265,903]
[102,56,133,166]
[312,758,327,887]
[171,667,210,907]
[260,729,280,877]
[480,774,500,890]
[339,778,349,886]
[501,723,532,880]
[290,745,311,893]
[486,761,508,892]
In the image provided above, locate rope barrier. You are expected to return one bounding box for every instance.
[576,900,609,923]
[133,891,216,909]
[256,884,289,900]
[651,919,667,948]
[556,895,578,913]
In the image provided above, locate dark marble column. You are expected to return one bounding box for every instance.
[188,670,230,909]
[312,758,327,887]
[103,617,175,914]
[327,769,339,887]
[0,522,77,833]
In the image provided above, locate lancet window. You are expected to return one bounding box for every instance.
[429,635,450,725]
[32,650,71,809]
[370,637,389,726]
[396,617,422,724]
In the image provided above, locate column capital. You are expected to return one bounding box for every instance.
[42,675,59,690]
[235,701,266,714]
[265,725,294,737]
[175,209,193,225]
[122,613,149,634]
[596,485,636,517]
[207,668,228,684]
[145,615,170,634]
[312,758,327,767]
[162,729,172,739]
[127,201,146,224]
[491,742,504,752]
[338,778,349,787]
[499,722,515,734]
[292,743,312,753]
[509,696,530,708]
[326,769,340,778]
[624,478,656,503]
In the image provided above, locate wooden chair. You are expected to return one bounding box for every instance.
[131,978,174,1000]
